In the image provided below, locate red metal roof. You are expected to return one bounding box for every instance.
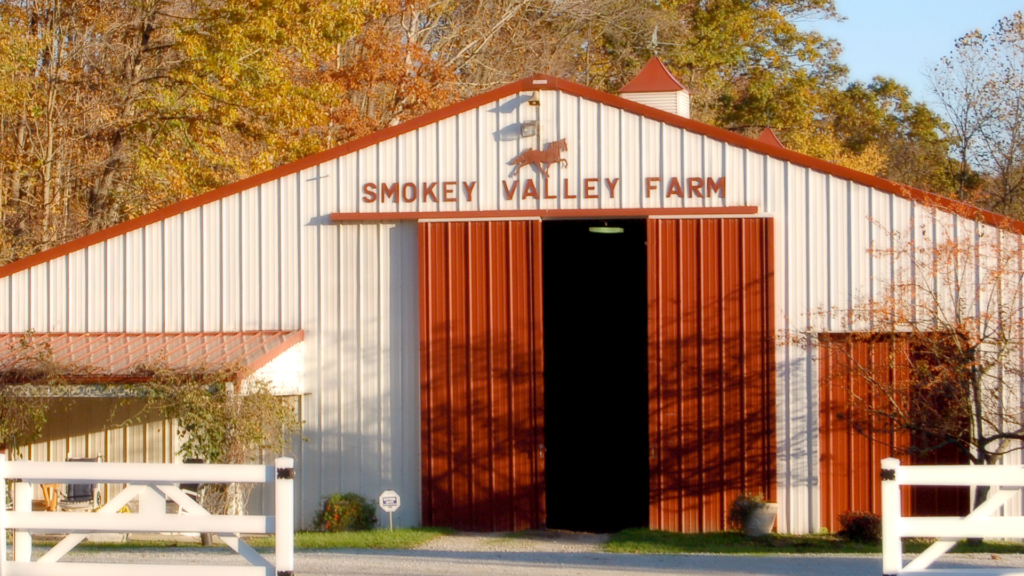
[0,331,303,380]
[619,58,689,94]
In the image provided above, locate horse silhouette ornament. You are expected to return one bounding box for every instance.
[509,139,568,177]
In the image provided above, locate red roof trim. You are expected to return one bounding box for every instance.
[0,73,1020,280]
[619,58,689,94]
[330,207,758,222]
[757,128,786,149]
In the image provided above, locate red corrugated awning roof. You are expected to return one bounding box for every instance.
[619,58,690,94]
[0,331,303,381]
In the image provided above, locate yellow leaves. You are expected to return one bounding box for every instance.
[787,128,889,175]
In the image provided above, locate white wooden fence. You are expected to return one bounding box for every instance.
[0,454,294,576]
[882,458,1024,576]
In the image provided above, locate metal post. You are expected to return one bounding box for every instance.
[13,482,31,561]
[881,458,901,576]
[275,457,294,576]
[1,452,7,576]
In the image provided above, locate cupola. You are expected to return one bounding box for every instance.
[618,58,691,118]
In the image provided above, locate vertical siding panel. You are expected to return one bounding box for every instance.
[163,216,183,332]
[64,252,85,333]
[378,223,393,502]
[49,258,67,332]
[29,264,48,332]
[701,220,723,529]
[621,113,640,209]
[721,219,744,522]
[241,188,262,331]
[200,203,221,331]
[378,140,398,216]
[468,223,491,529]
[339,154,358,214]
[320,199,341,499]
[661,127,683,210]
[339,223,362,499]
[360,224,382,498]
[447,223,470,523]
[182,210,202,332]
[649,218,775,532]
[260,182,281,329]
[579,100,600,210]
[105,238,125,332]
[221,194,241,331]
[420,220,544,531]
[86,243,106,331]
[490,224,512,530]
[299,167,323,519]
[143,223,163,332]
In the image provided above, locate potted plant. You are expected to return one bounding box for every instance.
[728,493,779,537]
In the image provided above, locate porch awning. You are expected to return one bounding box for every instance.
[0,331,303,391]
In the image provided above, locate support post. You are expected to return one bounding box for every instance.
[275,457,294,576]
[881,458,901,576]
[1,452,7,576]
[14,482,31,560]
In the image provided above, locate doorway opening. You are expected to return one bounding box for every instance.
[542,219,649,533]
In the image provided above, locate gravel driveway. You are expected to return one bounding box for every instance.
[37,531,1024,576]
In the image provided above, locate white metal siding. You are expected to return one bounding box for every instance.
[0,87,1017,532]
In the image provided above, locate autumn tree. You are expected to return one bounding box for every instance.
[930,11,1024,216]
[0,0,372,263]
[808,204,1024,505]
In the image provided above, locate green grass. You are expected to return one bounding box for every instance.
[605,529,1024,555]
[247,527,452,550]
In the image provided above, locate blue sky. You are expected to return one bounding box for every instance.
[802,0,1021,106]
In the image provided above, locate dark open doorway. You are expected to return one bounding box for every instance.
[543,219,649,533]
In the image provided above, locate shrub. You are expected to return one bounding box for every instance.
[727,492,768,530]
[838,510,882,543]
[315,493,377,531]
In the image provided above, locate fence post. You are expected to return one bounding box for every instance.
[13,482,31,561]
[881,457,901,576]
[275,457,294,576]
[1,452,7,576]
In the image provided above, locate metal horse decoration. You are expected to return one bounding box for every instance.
[509,139,568,176]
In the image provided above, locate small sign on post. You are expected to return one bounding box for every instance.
[378,490,401,531]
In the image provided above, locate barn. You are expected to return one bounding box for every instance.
[0,58,1014,533]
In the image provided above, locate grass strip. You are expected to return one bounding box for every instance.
[247,527,452,550]
[605,529,1024,555]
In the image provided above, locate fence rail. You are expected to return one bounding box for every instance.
[881,458,1024,576]
[0,454,294,576]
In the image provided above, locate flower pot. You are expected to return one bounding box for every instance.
[743,502,779,537]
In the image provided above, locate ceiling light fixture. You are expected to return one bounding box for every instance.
[589,222,624,234]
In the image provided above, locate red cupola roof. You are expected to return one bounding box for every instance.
[619,58,690,94]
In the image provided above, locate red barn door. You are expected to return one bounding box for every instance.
[419,220,545,531]
[647,218,776,532]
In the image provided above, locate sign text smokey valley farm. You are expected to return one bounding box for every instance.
[361,176,726,204]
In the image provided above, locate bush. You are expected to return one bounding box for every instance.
[838,510,882,543]
[727,492,768,530]
[315,493,377,531]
